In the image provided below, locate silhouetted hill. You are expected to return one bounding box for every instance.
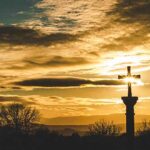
[41,114,150,125]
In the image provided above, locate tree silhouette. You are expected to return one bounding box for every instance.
[137,120,150,136]
[88,120,121,136]
[0,103,39,133]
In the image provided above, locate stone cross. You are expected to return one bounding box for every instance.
[118,66,141,97]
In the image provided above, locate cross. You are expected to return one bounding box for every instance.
[118,66,141,97]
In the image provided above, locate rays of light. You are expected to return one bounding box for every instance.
[124,77,144,86]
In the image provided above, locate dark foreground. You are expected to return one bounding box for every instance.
[0,127,150,150]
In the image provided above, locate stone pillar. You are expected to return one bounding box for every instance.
[122,96,138,149]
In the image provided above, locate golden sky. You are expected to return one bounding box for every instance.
[0,0,150,123]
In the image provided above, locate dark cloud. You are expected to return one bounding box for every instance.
[0,26,78,46]
[15,77,124,87]
[109,0,150,24]
[26,56,90,67]
[105,0,150,50]
[11,87,23,90]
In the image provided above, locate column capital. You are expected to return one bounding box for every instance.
[122,96,138,106]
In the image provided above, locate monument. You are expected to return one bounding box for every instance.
[118,66,141,149]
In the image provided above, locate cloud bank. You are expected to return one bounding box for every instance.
[15,77,124,87]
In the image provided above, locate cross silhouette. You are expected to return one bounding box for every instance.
[118,66,141,97]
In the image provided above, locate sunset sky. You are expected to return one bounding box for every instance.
[0,0,150,123]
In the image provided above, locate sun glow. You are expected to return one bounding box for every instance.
[124,77,136,83]
[101,49,150,75]
[124,77,143,86]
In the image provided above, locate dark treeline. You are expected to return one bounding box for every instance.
[0,103,150,150]
[0,126,150,150]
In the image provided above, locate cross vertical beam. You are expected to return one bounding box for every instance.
[127,66,132,97]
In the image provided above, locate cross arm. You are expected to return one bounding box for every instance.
[118,75,126,79]
[133,75,141,79]
[118,75,141,79]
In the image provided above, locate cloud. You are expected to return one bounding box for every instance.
[1,94,150,121]
[25,56,90,67]
[15,77,124,87]
[101,28,149,50]
[0,95,121,107]
[103,0,150,50]
[0,95,35,105]
[110,0,150,24]
[0,96,22,102]
[0,95,124,119]
[0,26,78,46]
[31,0,113,33]
[2,55,92,71]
